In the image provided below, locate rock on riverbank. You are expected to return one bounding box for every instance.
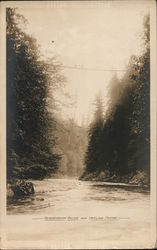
[7,179,35,199]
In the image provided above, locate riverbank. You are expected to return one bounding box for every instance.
[80,170,150,189]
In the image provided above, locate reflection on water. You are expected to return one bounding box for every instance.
[7,178,150,215]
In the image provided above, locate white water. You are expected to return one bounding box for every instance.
[6,178,152,249]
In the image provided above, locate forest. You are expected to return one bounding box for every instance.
[7,8,87,196]
[7,8,62,182]
[81,16,150,187]
[7,8,150,198]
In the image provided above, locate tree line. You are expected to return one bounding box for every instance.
[82,16,150,185]
[7,8,64,181]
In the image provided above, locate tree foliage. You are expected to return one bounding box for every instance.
[83,15,150,181]
[85,94,104,173]
[7,8,62,180]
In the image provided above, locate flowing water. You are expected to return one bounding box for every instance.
[6,178,152,249]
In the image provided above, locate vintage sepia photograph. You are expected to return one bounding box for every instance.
[0,0,156,249]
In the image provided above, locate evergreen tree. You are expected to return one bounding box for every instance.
[85,94,104,173]
[7,8,62,180]
[83,15,150,183]
[127,15,150,174]
[103,15,150,177]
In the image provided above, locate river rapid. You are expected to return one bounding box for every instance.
[6,178,152,249]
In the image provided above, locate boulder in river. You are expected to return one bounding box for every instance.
[11,180,35,198]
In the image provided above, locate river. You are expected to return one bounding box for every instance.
[6,178,152,249]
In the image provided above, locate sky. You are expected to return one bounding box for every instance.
[18,1,149,126]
